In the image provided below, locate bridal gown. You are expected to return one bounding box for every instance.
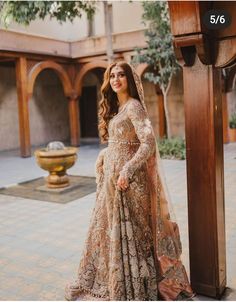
[65,98,193,301]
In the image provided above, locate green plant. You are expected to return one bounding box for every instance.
[0,1,96,26]
[229,113,236,129]
[157,137,186,160]
[132,1,180,138]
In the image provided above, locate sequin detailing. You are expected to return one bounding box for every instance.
[108,139,140,145]
[65,98,193,301]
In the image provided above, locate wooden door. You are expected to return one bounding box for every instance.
[80,86,98,138]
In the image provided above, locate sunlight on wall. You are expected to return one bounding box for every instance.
[0,2,145,41]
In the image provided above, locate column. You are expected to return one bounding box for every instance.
[157,93,166,138]
[222,92,229,143]
[183,57,226,298]
[16,57,31,157]
[68,96,80,146]
[155,85,166,138]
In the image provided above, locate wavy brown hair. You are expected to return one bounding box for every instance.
[98,61,141,142]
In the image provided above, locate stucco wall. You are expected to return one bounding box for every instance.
[1,2,145,41]
[142,80,160,138]
[0,67,70,151]
[168,70,185,138]
[3,15,88,42]
[0,66,19,150]
[227,89,236,119]
[82,70,102,95]
[142,70,185,139]
[112,2,144,34]
[29,70,70,147]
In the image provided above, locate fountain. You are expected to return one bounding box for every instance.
[34,141,78,189]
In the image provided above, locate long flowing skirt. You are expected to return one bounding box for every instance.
[65,150,193,301]
[65,164,160,300]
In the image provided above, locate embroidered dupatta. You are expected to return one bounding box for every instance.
[131,64,193,300]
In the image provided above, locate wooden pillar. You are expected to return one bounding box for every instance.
[222,92,229,143]
[68,96,80,146]
[167,1,236,297]
[15,57,31,157]
[183,57,226,297]
[157,93,166,138]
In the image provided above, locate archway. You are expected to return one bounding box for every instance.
[28,60,73,98]
[15,59,75,156]
[80,69,104,139]
[27,60,79,149]
[75,61,108,97]
[29,69,70,147]
[75,61,107,142]
[138,64,167,138]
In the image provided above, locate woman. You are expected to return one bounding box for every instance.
[65,62,193,301]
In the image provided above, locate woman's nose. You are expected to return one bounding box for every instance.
[113,74,120,81]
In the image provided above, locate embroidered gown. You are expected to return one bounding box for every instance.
[65,98,193,301]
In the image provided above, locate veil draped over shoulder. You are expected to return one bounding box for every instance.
[130,64,193,300]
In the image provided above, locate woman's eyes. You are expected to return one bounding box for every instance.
[110,73,125,79]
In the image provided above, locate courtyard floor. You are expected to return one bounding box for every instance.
[0,142,235,301]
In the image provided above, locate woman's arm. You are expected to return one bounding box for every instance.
[119,99,156,181]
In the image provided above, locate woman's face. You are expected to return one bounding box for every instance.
[109,65,128,95]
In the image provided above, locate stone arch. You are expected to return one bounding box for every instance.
[136,63,148,77]
[136,63,167,138]
[75,60,108,96]
[136,63,162,96]
[28,60,73,98]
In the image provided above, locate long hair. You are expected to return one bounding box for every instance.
[98,61,141,142]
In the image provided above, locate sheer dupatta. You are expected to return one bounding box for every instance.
[131,65,193,300]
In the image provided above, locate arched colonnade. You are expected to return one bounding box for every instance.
[16,56,236,158]
[16,57,168,157]
[17,58,157,157]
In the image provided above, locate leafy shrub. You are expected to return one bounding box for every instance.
[157,137,186,160]
[229,113,236,129]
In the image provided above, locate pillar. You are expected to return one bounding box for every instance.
[157,93,166,138]
[222,92,229,143]
[155,85,166,138]
[15,57,31,157]
[183,57,226,298]
[68,95,80,146]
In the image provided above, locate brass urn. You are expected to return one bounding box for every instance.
[34,142,78,188]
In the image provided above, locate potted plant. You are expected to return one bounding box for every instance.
[229,113,236,142]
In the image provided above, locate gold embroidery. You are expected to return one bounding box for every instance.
[65,98,192,301]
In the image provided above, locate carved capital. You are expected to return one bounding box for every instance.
[173,33,216,67]
[67,90,79,101]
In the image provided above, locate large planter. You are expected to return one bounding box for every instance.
[35,146,78,188]
[229,128,236,142]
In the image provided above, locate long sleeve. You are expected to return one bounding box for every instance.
[119,100,156,180]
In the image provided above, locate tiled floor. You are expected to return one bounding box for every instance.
[0,143,235,301]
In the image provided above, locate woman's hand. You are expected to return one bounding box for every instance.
[117,175,129,191]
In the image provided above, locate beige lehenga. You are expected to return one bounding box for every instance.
[65,68,193,301]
